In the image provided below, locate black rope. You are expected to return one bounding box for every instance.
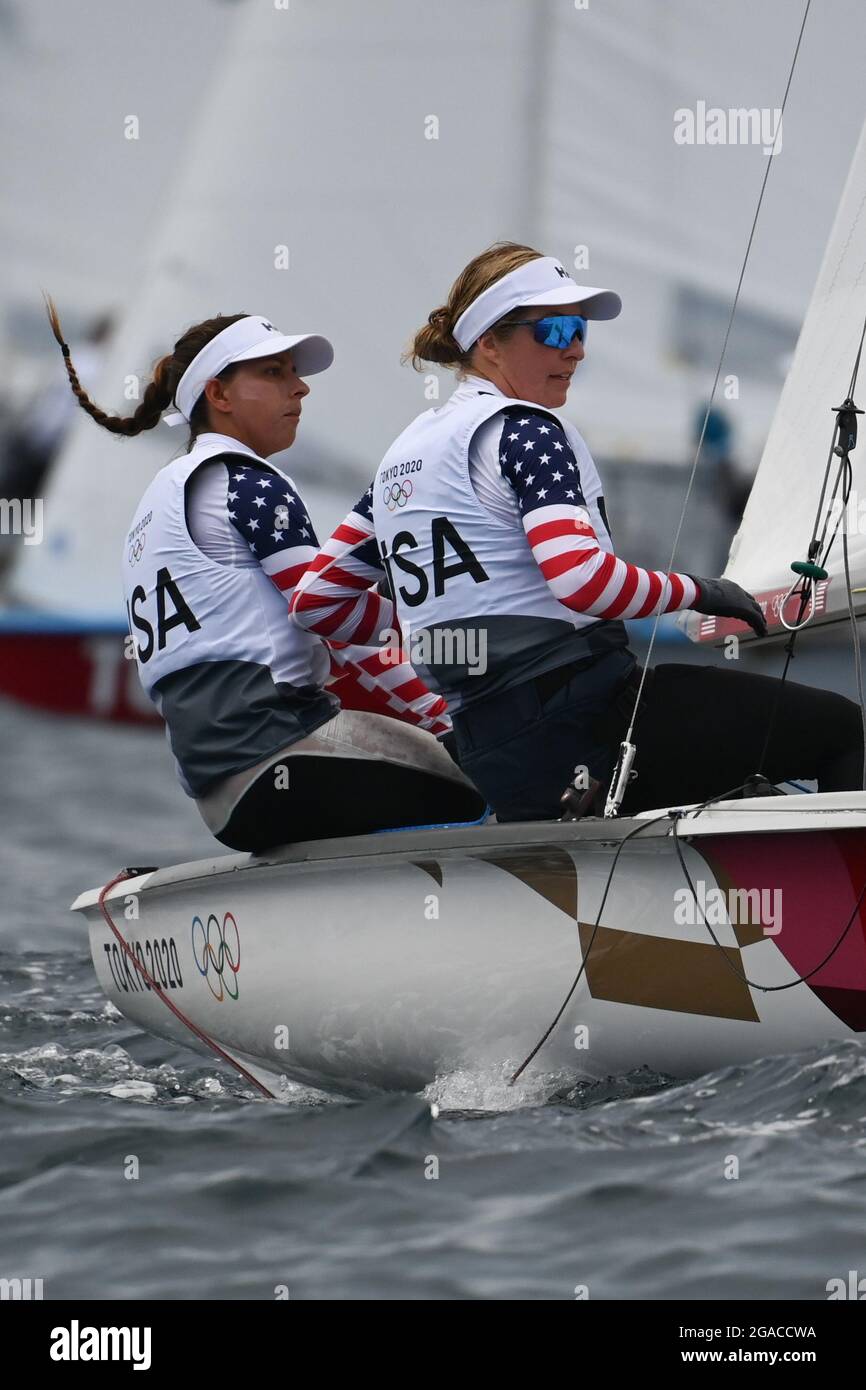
[755,595,809,777]
[609,0,814,807]
[511,768,866,1084]
[756,314,866,784]
[513,795,866,1087]
[507,0,866,1079]
[670,812,866,990]
[511,810,683,1084]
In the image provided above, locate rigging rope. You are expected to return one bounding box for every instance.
[512,787,866,1083]
[511,0,866,1078]
[669,812,866,990]
[604,0,814,816]
[756,315,866,786]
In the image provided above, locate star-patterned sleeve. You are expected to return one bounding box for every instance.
[227,465,449,735]
[496,409,699,619]
[290,483,396,644]
[224,461,319,594]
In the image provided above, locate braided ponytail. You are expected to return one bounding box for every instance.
[43,296,249,444]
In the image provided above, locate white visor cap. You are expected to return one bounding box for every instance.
[452,256,621,352]
[164,314,334,426]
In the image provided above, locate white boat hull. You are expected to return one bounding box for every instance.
[72,795,866,1096]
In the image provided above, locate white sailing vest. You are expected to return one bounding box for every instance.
[372,387,628,711]
[122,438,333,795]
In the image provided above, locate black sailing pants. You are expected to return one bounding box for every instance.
[450,649,865,822]
[213,753,486,853]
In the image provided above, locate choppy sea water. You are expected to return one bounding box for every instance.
[2,697,866,1301]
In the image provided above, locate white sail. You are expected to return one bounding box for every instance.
[686,117,866,642]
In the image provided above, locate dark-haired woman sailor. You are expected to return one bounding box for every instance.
[47,304,483,849]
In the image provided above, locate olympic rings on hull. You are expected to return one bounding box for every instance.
[191,911,241,1001]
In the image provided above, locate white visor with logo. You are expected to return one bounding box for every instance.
[452,256,621,352]
[164,314,334,425]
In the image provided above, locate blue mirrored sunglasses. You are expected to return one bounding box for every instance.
[510,314,588,348]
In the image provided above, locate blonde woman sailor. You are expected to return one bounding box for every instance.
[292,244,862,820]
[46,304,483,849]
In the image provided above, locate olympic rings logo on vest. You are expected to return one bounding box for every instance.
[191,911,241,1001]
[128,534,146,565]
[383,480,413,511]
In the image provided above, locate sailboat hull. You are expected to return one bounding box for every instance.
[71,797,866,1097]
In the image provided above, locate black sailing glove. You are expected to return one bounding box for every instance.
[687,575,768,638]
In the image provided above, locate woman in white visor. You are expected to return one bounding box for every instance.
[292,243,862,819]
[45,304,484,849]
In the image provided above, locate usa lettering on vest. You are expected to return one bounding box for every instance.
[371,389,623,705]
[121,440,326,701]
